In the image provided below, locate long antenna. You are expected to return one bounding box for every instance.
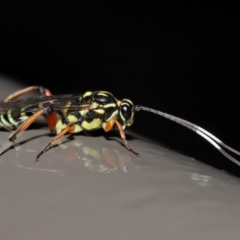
[134,105,240,166]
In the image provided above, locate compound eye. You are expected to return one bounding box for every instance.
[120,104,132,121]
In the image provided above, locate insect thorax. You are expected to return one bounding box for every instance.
[56,91,120,134]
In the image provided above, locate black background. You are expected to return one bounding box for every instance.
[1,1,240,174]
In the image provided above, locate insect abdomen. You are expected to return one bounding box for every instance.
[0,100,46,131]
[0,109,31,130]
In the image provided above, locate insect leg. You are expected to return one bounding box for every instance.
[45,105,58,135]
[113,119,139,156]
[0,109,45,155]
[36,124,75,160]
[3,86,43,102]
[38,86,58,134]
[38,87,58,134]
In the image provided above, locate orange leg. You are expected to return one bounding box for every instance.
[35,86,57,134]
[104,119,139,156]
[36,124,75,160]
[2,86,54,102]
[2,86,40,102]
[113,119,139,156]
[45,106,58,134]
[39,87,57,134]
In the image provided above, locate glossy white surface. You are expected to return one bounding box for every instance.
[1,77,240,240]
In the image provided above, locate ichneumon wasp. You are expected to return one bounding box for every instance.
[0,86,240,166]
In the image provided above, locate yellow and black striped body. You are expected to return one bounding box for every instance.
[0,91,135,135]
[55,91,122,134]
[0,86,141,159]
[0,105,36,131]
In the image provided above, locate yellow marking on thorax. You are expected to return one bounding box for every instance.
[103,103,117,108]
[67,114,78,123]
[79,109,88,115]
[96,92,108,97]
[66,115,84,133]
[94,109,105,115]
[56,118,83,134]
[82,118,102,130]
[83,91,93,98]
[90,102,99,109]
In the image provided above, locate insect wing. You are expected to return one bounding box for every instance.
[0,94,91,114]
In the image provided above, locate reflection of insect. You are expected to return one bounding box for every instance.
[81,148,131,173]
[57,140,133,173]
[0,86,240,165]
